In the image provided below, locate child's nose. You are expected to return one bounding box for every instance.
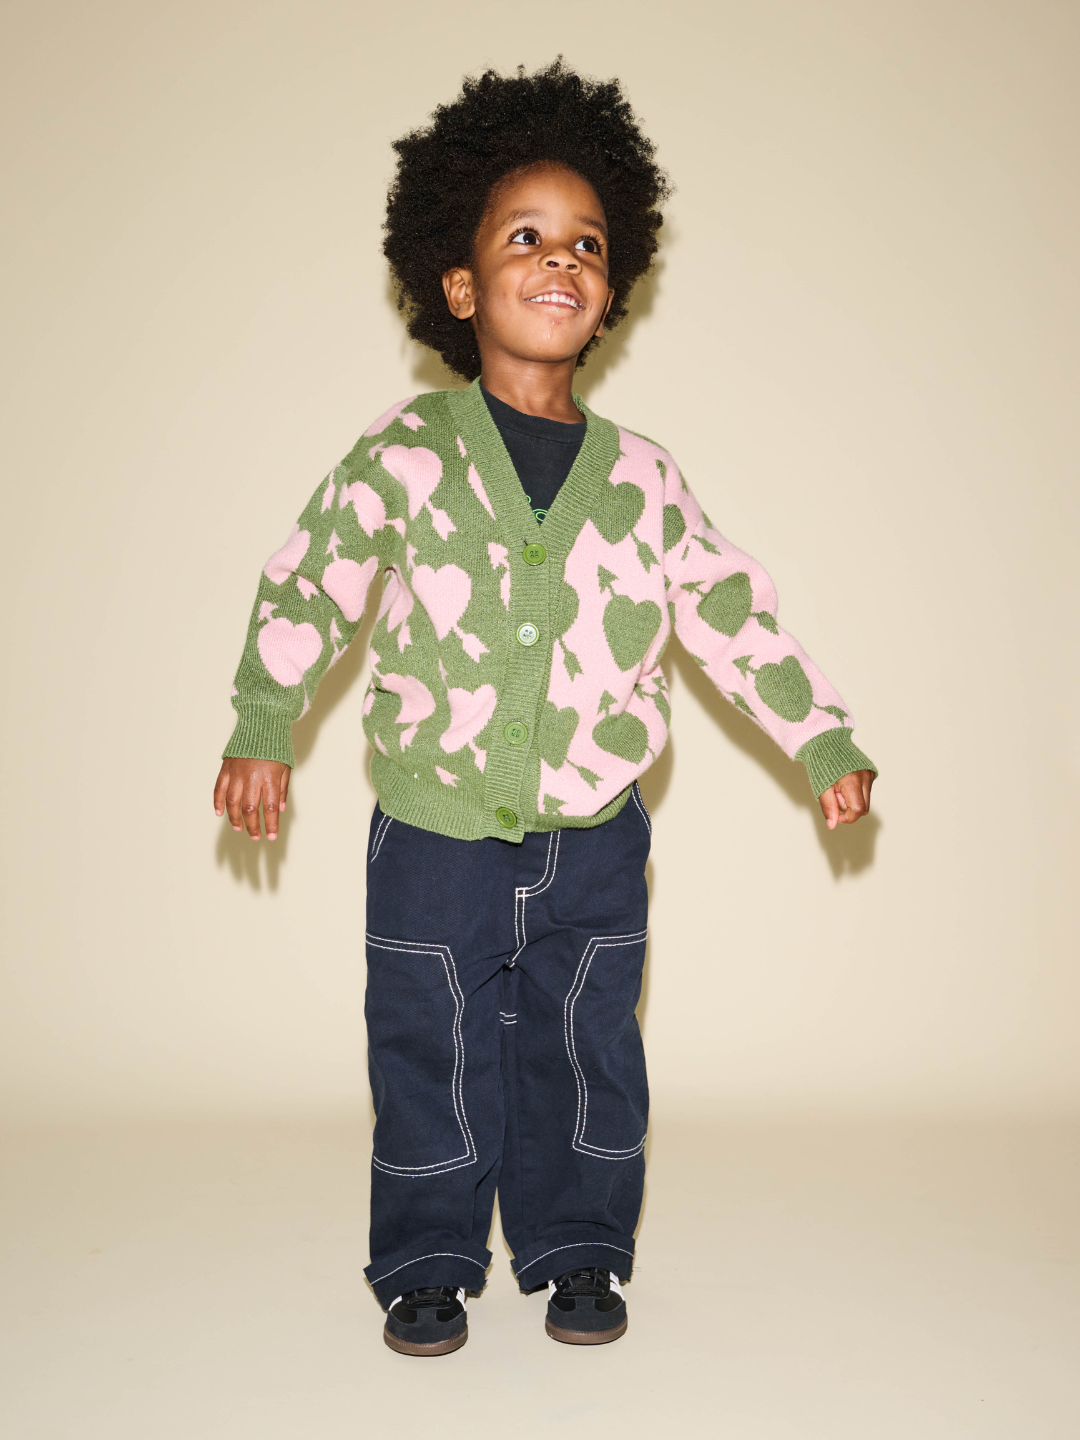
[543,250,580,271]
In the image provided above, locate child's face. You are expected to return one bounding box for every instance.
[442,164,615,372]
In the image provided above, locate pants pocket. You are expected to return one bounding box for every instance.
[365,934,477,1176]
[564,930,649,1160]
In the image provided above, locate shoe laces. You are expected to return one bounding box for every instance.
[552,1266,610,1299]
[401,1286,460,1309]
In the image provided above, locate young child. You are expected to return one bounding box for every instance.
[214,61,875,1356]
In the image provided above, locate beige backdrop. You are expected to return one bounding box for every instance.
[2,0,1078,1124]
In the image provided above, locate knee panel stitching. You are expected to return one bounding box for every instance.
[563,930,649,1161]
[366,933,477,1176]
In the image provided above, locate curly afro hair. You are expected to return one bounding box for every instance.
[383,60,670,381]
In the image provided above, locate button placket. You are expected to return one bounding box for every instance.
[444,379,622,840]
[482,531,552,837]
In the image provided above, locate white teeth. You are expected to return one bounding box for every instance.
[528,293,583,309]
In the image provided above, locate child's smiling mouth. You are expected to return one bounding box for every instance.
[525,290,585,311]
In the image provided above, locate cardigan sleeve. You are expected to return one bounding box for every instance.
[661,466,876,795]
[222,440,402,767]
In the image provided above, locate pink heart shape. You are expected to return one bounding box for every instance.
[376,671,436,748]
[379,445,443,519]
[257,616,323,687]
[263,524,311,584]
[378,672,436,727]
[340,480,386,537]
[411,563,471,640]
[440,683,497,753]
[321,554,379,622]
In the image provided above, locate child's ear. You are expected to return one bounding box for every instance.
[442,268,476,320]
[594,287,616,338]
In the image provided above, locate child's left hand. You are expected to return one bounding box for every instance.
[818,770,874,829]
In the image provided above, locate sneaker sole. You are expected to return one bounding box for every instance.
[383,1325,468,1357]
[545,1316,628,1346]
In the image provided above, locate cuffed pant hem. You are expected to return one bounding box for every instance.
[511,1236,636,1290]
[365,1243,492,1309]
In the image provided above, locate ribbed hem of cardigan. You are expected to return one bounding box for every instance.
[372,753,635,842]
[222,707,295,767]
[796,727,878,796]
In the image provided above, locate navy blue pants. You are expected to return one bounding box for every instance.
[362,788,652,1308]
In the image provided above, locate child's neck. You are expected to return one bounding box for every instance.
[478,354,583,424]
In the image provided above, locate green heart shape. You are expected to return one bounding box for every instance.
[603,595,662,672]
[754,655,813,722]
[662,503,686,551]
[593,479,645,545]
[592,712,649,763]
[554,580,579,640]
[697,572,752,637]
[539,701,579,770]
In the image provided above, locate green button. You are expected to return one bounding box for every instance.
[504,722,528,746]
[522,543,547,565]
[495,807,517,829]
[516,623,539,646]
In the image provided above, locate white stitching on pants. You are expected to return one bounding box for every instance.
[371,812,393,860]
[369,1251,488,1285]
[630,782,651,834]
[510,830,560,966]
[366,934,477,1175]
[564,930,649,1160]
[514,1240,635,1276]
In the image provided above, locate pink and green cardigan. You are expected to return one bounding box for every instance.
[224,381,876,842]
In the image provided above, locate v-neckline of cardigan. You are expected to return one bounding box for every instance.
[448,378,620,555]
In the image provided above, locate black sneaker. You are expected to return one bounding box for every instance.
[383,1286,468,1355]
[545,1267,627,1345]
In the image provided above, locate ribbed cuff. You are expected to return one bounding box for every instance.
[222,706,295,767]
[796,727,877,796]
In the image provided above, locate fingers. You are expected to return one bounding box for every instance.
[214,763,230,817]
[219,760,292,839]
[241,769,266,840]
[819,771,874,829]
[225,764,264,838]
[819,785,840,830]
[262,771,281,841]
[835,772,869,826]
[225,768,246,833]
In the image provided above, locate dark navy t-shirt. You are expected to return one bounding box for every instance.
[481,386,586,525]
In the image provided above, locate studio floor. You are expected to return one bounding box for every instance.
[2,1115,1078,1438]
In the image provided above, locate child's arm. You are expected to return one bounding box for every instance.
[661,464,876,827]
[214,441,400,839]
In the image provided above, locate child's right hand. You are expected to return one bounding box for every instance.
[213,758,291,841]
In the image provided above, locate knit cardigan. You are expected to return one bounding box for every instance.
[224,381,876,842]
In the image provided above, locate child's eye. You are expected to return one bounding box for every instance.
[509,228,541,245]
[575,236,602,255]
